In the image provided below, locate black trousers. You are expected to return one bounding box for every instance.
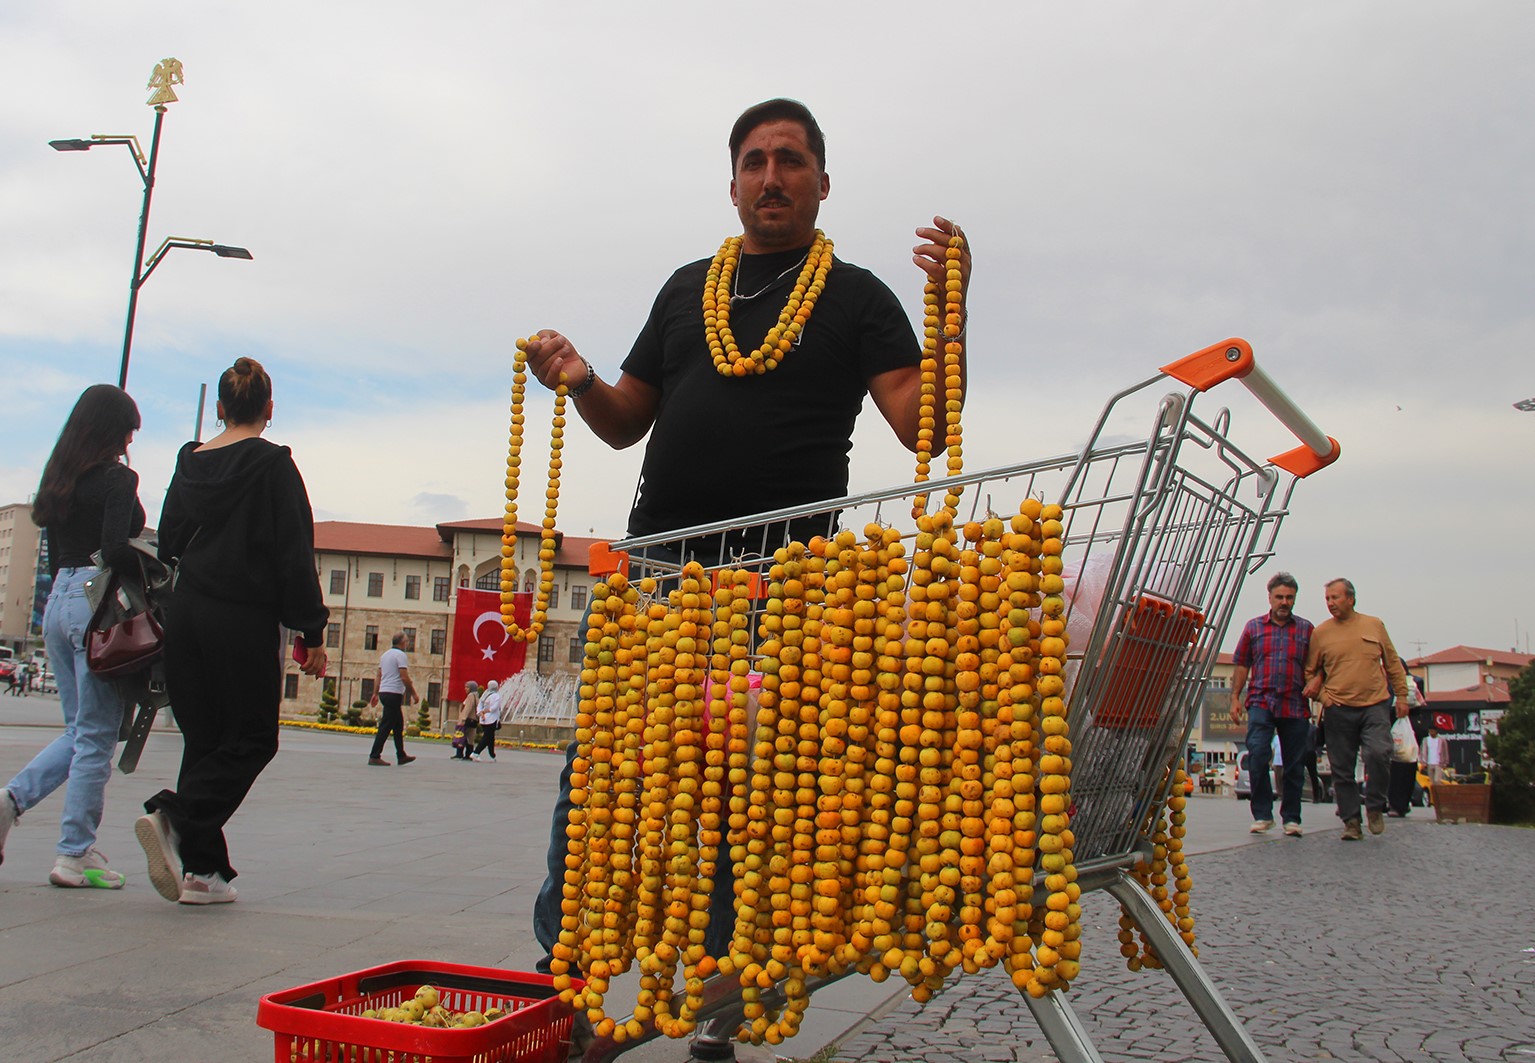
[146,589,281,881]
[1387,760,1417,814]
[472,721,499,756]
[370,692,407,758]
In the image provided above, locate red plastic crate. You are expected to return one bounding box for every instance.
[1092,595,1204,729]
[257,960,576,1063]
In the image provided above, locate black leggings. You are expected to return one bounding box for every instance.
[146,590,281,881]
[473,721,499,757]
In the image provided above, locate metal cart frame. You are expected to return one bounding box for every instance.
[575,338,1336,1063]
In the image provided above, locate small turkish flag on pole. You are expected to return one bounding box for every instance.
[447,587,531,702]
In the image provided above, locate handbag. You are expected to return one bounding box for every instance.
[86,573,165,677]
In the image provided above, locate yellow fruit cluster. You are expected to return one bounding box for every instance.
[500,336,565,641]
[912,234,966,517]
[704,231,834,376]
[1117,770,1197,971]
[549,497,1081,1045]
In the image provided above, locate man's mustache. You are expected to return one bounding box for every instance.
[755,195,791,209]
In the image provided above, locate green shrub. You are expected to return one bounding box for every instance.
[1486,663,1535,825]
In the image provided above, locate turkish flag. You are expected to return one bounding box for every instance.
[447,588,531,702]
[1432,711,1457,733]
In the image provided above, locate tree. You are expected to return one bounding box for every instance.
[412,696,431,736]
[317,683,339,724]
[1484,662,1535,824]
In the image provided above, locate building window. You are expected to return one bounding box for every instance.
[402,627,417,652]
[364,625,378,651]
[430,628,446,655]
[433,576,451,602]
[405,575,421,600]
[284,673,299,699]
[427,681,442,708]
[570,637,584,664]
[329,570,346,595]
[326,622,340,649]
[361,678,375,702]
[549,585,559,610]
[539,635,555,663]
[475,571,498,591]
[571,586,588,612]
[367,572,383,597]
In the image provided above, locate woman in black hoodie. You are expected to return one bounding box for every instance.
[134,357,329,904]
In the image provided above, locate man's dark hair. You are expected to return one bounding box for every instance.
[729,98,826,172]
[1266,571,1298,593]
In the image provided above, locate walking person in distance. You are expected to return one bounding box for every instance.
[368,633,418,766]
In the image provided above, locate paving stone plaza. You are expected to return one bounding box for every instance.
[2,696,1532,1061]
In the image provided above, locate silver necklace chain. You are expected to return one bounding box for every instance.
[730,253,809,304]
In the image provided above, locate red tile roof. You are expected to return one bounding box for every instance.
[314,522,452,560]
[1408,645,1534,668]
[314,519,615,569]
[1424,679,1511,705]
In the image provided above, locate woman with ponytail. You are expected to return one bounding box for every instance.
[0,385,143,889]
[135,357,329,904]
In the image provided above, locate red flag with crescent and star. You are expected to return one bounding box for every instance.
[447,587,530,701]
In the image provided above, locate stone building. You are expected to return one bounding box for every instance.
[0,502,43,653]
[288,518,605,725]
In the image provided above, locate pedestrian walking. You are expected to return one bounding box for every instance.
[1229,572,1314,837]
[452,681,480,760]
[471,680,501,760]
[0,385,143,889]
[134,357,330,905]
[1303,578,1411,840]
[368,633,418,766]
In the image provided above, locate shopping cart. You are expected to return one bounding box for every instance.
[573,338,1336,1063]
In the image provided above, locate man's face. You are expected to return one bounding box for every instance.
[1267,584,1295,622]
[1325,583,1354,620]
[730,119,829,253]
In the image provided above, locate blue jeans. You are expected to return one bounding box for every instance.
[4,567,125,856]
[1245,707,1311,825]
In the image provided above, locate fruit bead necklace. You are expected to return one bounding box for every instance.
[500,337,566,641]
[912,234,967,518]
[704,231,834,376]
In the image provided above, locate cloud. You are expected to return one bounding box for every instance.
[2,2,1533,656]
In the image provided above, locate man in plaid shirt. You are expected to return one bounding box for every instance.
[1230,572,1314,836]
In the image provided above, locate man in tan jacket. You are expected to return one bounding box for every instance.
[1303,579,1410,840]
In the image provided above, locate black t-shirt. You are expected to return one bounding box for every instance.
[46,461,145,577]
[620,247,919,539]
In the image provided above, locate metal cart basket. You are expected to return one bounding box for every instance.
[574,338,1336,1063]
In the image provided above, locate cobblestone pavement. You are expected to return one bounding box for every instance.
[837,818,1535,1063]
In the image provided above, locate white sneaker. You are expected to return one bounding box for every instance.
[1249,819,1274,834]
[0,788,17,866]
[468,752,480,761]
[135,811,184,902]
[179,871,238,905]
[50,847,126,889]
[1283,821,1304,837]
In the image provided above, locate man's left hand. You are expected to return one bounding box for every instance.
[913,216,972,300]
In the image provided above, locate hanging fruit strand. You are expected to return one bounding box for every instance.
[501,336,566,641]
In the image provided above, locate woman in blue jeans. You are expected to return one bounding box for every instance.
[0,385,144,888]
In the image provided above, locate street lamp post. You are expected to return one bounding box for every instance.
[48,58,250,390]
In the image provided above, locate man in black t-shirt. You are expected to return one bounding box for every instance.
[524,97,972,542]
[524,98,972,1062]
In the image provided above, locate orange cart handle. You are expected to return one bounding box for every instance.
[1161,338,1340,477]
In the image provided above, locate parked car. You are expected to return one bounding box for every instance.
[38,669,57,694]
[0,659,16,684]
[1234,752,1251,800]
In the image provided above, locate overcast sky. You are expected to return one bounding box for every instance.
[2,3,1531,659]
